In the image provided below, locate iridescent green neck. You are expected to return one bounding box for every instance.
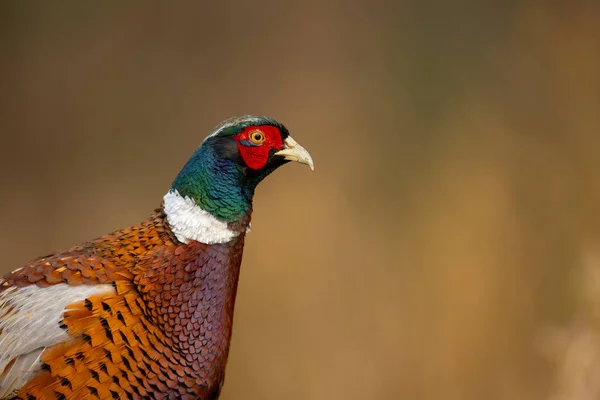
[171,145,253,223]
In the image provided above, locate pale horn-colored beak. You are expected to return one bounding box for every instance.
[275,136,314,170]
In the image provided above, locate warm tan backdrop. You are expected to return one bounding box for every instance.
[1,2,599,399]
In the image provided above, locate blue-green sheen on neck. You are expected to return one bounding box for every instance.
[170,145,254,223]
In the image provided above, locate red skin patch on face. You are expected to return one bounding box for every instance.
[233,125,283,170]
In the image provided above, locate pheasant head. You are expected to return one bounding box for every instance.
[165,115,314,244]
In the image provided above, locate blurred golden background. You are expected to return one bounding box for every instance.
[1,2,599,399]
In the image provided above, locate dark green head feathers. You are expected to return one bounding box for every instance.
[169,115,313,224]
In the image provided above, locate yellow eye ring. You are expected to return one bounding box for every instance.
[249,130,265,144]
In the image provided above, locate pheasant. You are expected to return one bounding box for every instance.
[0,115,313,400]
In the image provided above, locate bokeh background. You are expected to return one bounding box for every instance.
[1,2,599,399]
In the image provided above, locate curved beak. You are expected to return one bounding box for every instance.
[275,136,314,170]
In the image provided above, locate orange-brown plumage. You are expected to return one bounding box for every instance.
[3,210,242,399]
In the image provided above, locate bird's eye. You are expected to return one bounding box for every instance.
[249,130,265,144]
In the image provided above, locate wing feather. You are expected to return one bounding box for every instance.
[0,283,113,398]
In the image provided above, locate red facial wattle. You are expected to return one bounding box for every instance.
[234,125,283,170]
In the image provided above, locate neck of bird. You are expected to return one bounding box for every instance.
[164,145,255,245]
[171,144,255,223]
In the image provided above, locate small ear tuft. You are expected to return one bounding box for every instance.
[211,137,243,163]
